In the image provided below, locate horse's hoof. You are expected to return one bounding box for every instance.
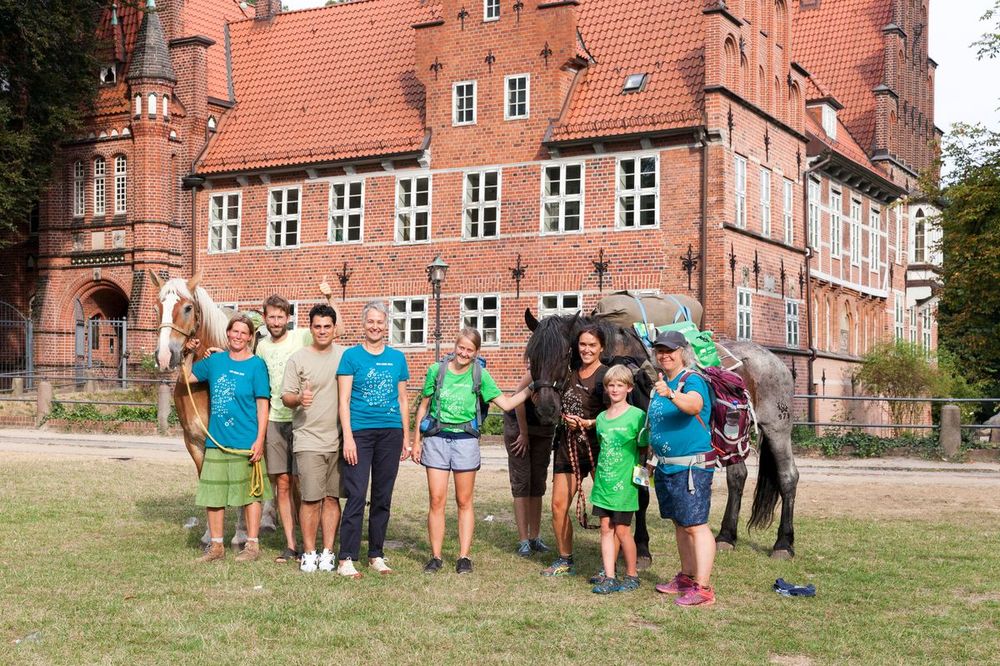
[716,541,735,552]
[636,554,653,571]
[771,549,793,560]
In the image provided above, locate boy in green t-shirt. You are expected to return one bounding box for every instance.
[589,365,647,594]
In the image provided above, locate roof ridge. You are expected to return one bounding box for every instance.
[226,0,386,25]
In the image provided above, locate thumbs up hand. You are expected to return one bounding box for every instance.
[319,275,333,299]
[301,380,314,408]
[654,372,670,398]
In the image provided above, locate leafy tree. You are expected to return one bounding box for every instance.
[0,0,104,243]
[973,0,1000,60]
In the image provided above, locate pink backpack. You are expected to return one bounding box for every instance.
[681,366,757,467]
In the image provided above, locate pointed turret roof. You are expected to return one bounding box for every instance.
[126,0,176,82]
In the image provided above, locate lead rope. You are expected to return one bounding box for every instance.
[183,359,264,498]
[562,413,596,530]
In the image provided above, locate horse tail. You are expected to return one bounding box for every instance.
[748,430,780,531]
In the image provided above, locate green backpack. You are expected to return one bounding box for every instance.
[634,320,721,368]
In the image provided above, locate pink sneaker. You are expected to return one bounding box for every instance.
[655,572,695,595]
[675,583,716,607]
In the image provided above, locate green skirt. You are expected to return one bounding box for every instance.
[195,448,274,508]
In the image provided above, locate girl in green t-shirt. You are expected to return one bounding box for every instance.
[589,365,647,594]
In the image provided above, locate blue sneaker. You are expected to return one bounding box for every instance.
[516,540,532,558]
[530,538,551,553]
[592,577,623,594]
[541,557,575,577]
[588,568,607,584]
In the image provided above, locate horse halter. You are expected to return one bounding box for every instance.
[158,293,202,339]
[529,379,566,393]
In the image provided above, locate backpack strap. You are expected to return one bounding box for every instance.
[666,295,692,323]
[677,369,710,433]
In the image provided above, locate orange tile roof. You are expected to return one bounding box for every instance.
[198,0,434,175]
[550,0,704,142]
[793,0,892,154]
[805,110,879,173]
[183,0,251,101]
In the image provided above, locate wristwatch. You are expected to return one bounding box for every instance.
[667,389,676,400]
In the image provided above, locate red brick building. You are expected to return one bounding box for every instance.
[5,0,940,415]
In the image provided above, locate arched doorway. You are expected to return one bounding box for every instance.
[74,283,129,384]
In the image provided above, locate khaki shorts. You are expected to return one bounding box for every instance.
[265,421,296,476]
[295,449,343,502]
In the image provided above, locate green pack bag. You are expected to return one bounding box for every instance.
[658,321,722,368]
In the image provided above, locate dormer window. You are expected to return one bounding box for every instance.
[99,65,116,85]
[484,0,499,21]
[623,73,647,94]
[207,116,218,132]
[821,104,837,140]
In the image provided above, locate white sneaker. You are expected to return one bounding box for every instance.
[318,549,335,572]
[300,551,318,573]
[337,557,362,579]
[369,557,393,575]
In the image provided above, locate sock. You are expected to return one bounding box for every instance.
[246,537,258,543]
[210,537,223,543]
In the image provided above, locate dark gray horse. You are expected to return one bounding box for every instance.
[524,307,799,559]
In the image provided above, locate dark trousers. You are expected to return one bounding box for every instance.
[338,428,403,561]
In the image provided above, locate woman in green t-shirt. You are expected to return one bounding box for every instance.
[412,328,534,574]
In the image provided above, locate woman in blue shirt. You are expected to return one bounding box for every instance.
[182,314,272,563]
[646,330,717,607]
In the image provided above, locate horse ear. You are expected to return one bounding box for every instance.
[186,270,203,294]
[524,308,539,332]
[148,270,163,290]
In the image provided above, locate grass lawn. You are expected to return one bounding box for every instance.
[2,454,998,665]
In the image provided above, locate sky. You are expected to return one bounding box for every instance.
[282,0,1000,135]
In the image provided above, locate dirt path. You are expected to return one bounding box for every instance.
[3,428,999,521]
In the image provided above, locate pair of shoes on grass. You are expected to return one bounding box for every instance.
[541,557,575,577]
[423,556,473,574]
[517,537,551,558]
[299,549,336,573]
[592,575,640,594]
[655,571,716,606]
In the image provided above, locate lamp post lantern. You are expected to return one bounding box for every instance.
[426,256,449,360]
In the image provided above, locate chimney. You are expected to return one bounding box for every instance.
[255,0,282,20]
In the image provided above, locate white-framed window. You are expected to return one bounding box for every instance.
[785,299,800,347]
[329,180,364,243]
[73,160,85,217]
[913,210,926,263]
[921,307,932,350]
[505,74,529,120]
[147,92,157,118]
[208,192,241,254]
[760,168,772,237]
[452,81,477,126]
[284,302,299,329]
[484,0,500,22]
[162,94,169,119]
[463,170,500,239]
[849,198,862,266]
[617,155,658,229]
[830,190,842,256]
[734,155,747,228]
[133,94,141,117]
[391,297,427,347]
[396,175,431,243]
[894,210,902,264]
[461,295,500,345]
[542,163,583,233]
[821,104,838,139]
[538,293,582,318]
[113,155,127,214]
[267,187,300,248]
[908,306,917,344]
[737,288,753,341]
[93,157,106,216]
[894,293,905,340]
[783,179,794,245]
[869,208,881,272]
[807,178,820,249]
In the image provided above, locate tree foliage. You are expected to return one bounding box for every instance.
[0,0,104,241]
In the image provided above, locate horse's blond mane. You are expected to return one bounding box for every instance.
[160,278,232,349]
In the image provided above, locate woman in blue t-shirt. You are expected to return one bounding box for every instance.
[646,330,717,607]
[182,314,272,564]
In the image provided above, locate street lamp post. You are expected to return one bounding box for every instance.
[426,256,449,361]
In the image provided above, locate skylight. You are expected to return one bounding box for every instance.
[623,73,647,93]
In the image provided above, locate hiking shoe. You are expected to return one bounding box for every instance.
[675,583,716,607]
[337,558,363,579]
[530,538,551,553]
[619,575,641,592]
[318,549,335,572]
[300,551,319,573]
[456,557,473,574]
[592,577,622,594]
[588,568,608,584]
[423,557,443,574]
[656,572,695,595]
[541,557,575,577]
[516,540,532,558]
[275,547,299,564]
[370,557,393,575]
[197,541,225,563]
[235,540,260,562]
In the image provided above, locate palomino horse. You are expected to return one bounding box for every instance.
[524,298,800,559]
[150,272,277,545]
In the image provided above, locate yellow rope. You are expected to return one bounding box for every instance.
[184,364,265,498]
